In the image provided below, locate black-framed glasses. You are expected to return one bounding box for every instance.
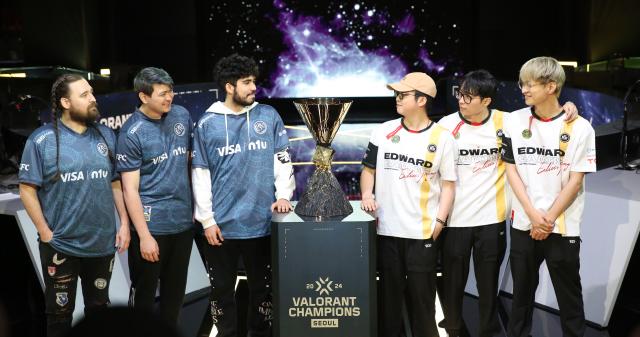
[394,91,416,100]
[454,89,475,104]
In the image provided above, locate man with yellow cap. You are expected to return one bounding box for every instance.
[360,72,457,337]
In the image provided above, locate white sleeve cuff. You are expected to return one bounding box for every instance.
[274,151,295,200]
[192,167,216,227]
[201,217,217,229]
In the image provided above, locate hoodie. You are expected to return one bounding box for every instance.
[191,101,295,239]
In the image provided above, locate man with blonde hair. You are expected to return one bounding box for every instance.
[501,57,596,337]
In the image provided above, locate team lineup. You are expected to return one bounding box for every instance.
[18,54,595,337]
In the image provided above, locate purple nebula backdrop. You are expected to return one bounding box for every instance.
[204,0,464,98]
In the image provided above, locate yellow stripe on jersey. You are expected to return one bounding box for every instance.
[493,110,507,222]
[421,124,445,239]
[556,119,576,235]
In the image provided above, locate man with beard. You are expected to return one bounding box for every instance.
[19,74,130,337]
[191,54,295,337]
[117,67,193,325]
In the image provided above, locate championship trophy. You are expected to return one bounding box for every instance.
[293,98,353,218]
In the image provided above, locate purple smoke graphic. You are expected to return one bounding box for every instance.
[266,1,445,98]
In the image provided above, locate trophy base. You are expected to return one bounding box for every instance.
[294,170,353,218]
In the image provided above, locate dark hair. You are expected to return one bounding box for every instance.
[213,54,259,90]
[49,74,113,181]
[50,74,84,181]
[133,67,174,97]
[414,91,434,112]
[460,69,498,99]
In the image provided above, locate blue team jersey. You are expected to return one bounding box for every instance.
[19,122,118,257]
[192,102,289,239]
[116,105,193,235]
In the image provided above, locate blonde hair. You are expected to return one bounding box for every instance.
[519,56,566,96]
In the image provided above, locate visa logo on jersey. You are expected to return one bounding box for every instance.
[152,153,168,165]
[61,171,84,182]
[216,141,267,157]
[217,144,241,156]
[60,169,109,182]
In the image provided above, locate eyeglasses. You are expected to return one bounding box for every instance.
[395,91,416,100]
[454,89,476,104]
[518,81,549,91]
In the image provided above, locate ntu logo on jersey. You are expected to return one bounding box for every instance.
[90,169,109,179]
[217,144,241,156]
[152,153,168,165]
[61,171,85,182]
[253,121,267,135]
[173,146,187,156]
[560,133,570,143]
[97,143,108,156]
[248,140,267,151]
[174,123,186,136]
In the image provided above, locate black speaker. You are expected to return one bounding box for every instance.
[619,79,640,169]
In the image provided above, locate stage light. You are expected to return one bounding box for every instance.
[0,73,26,78]
[100,68,111,76]
[559,61,578,68]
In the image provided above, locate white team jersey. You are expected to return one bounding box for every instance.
[366,118,457,239]
[502,107,596,236]
[438,109,508,227]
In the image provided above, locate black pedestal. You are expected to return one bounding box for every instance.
[271,202,376,337]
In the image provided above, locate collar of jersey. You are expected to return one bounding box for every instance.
[58,118,90,137]
[401,118,433,133]
[457,109,492,126]
[135,108,167,123]
[530,106,565,122]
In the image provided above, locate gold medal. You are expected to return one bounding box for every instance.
[522,129,532,139]
[391,135,400,143]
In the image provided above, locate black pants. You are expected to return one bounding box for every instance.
[128,229,192,326]
[194,233,215,337]
[39,242,114,337]
[201,236,272,337]
[442,222,506,337]
[378,235,439,337]
[507,227,585,337]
